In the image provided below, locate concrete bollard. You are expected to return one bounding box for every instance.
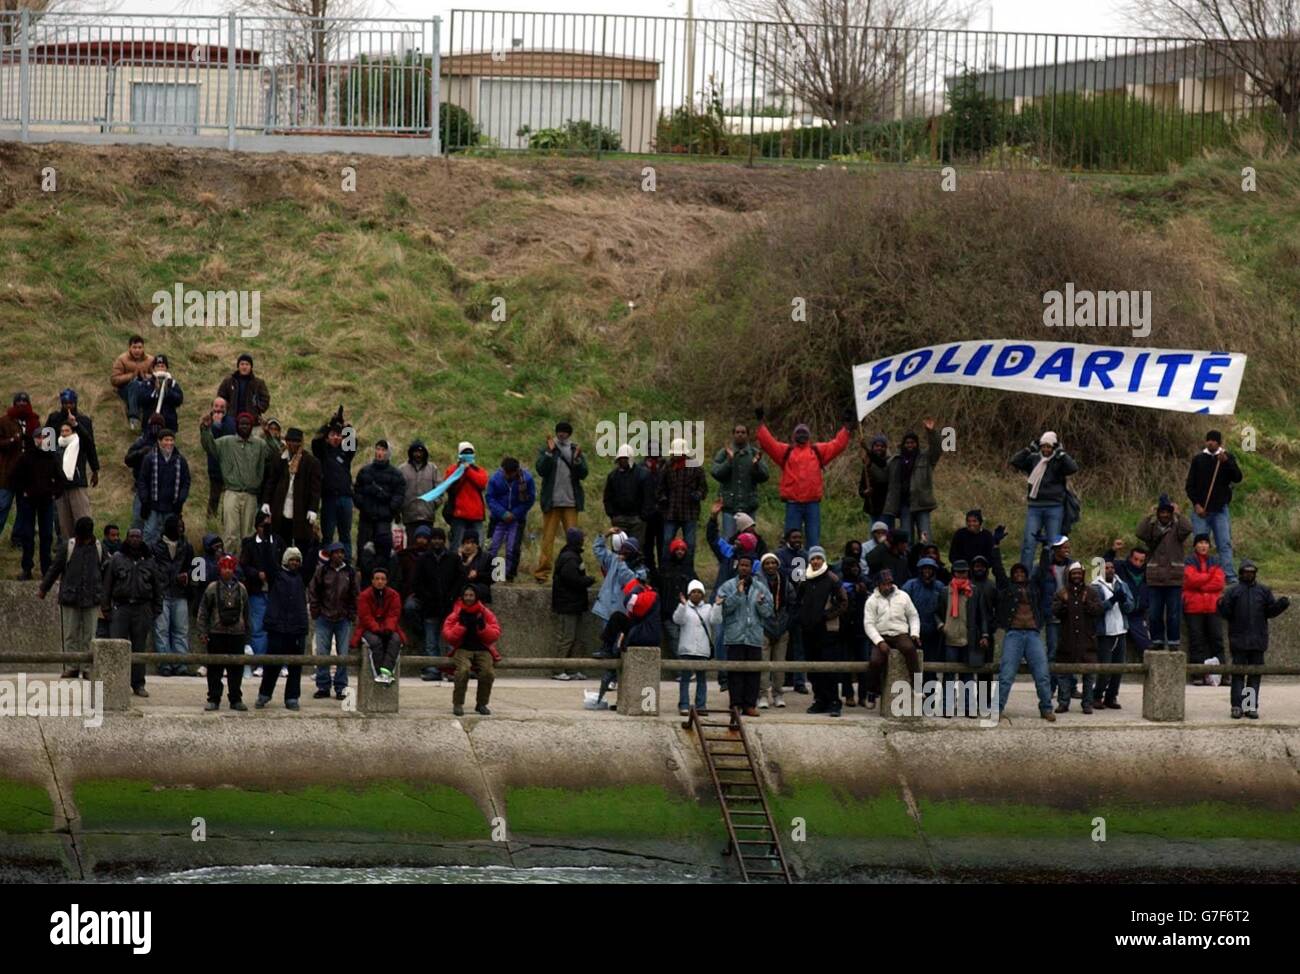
[356,644,399,714]
[617,645,660,716]
[882,647,921,721]
[1142,650,1186,722]
[92,638,132,712]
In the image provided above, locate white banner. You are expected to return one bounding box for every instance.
[852,340,1246,418]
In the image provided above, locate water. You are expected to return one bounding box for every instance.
[127,864,943,884]
[132,864,724,884]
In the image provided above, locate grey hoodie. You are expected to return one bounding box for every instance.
[399,439,441,525]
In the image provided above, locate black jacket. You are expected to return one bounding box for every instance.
[658,554,694,621]
[603,464,653,520]
[415,547,460,621]
[265,567,310,635]
[262,450,322,543]
[354,459,406,522]
[102,547,164,614]
[45,409,99,474]
[1217,572,1289,653]
[13,440,64,502]
[948,527,996,569]
[1185,451,1243,514]
[459,549,495,604]
[797,571,846,629]
[312,429,357,498]
[239,532,283,596]
[552,543,595,614]
[41,539,106,608]
[151,536,195,600]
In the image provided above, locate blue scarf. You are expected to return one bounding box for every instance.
[420,453,475,503]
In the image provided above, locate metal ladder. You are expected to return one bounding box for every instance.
[686,706,793,883]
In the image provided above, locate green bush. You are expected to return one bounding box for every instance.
[524,119,621,153]
[441,102,481,151]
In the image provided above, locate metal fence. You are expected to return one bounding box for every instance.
[0,11,442,153]
[446,8,1289,171]
[0,9,1291,169]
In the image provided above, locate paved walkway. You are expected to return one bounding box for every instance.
[19,670,1298,726]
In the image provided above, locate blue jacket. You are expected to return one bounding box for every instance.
[592,534,647,621]
[264,566,309,636]
[902,577,945,634]
[137,446,191,513]
[486,468,536,523]
[716,575,773,647]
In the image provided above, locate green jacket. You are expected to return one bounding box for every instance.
[710,444,769,514]
[535,443,589,513]
[202,425,266,494]
[883,427,942,516]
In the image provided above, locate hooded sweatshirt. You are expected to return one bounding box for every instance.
[399,440,441,524]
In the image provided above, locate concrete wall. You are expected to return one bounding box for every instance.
[2,714,1299,880]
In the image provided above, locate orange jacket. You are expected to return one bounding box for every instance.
[755,424,850,503]
[442,599,502,660]
[442,463,489,521]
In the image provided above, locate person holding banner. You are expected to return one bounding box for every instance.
[1185,430,1242,584]
[754,406,854,549]
[1009,432,1078,571]
[883,420,941,545]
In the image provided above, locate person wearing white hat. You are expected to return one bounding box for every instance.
[1010,430,1079,572]
[1050,561,1103,714]
[603,443,653,552]
[441,440,488,550]
[672,579,716,715]
[657,436,707,569]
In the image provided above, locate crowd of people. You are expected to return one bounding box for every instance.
[0,336,1289,721]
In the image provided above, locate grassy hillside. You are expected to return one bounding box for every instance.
[0,143,1296,586]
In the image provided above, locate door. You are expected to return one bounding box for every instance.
[479,77,621,149]
[130,82,200,135]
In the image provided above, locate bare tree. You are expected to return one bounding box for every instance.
[228,0,379,125]
[1125,0,1300,143]
[1,1,119,46]
[721,0,979,124]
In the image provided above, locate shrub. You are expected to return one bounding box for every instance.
[524,119,621,153]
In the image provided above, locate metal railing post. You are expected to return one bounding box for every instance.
[431,16,442,154]
[227,12,237,150]
[19,9,30,142]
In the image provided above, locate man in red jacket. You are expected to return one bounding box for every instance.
[443,441,489,549]
[351,566,405,684]
[442,583,502,716]
[754,405,855,548]
[1182,533,1226,682]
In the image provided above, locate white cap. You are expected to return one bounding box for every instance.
[610,530,628,552]
[616,444,634,460]
[458,441,475,454]
[687,580,706,595]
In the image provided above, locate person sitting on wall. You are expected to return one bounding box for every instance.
[352,565,405,686]
[442,582,502,717]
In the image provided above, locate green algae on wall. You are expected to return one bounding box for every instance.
[74,780,487,839]
[768,784,916,839]
[505,785,724,839]
[917,799,1300,841]
[0,782,53,834]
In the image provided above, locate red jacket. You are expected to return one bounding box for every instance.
[443,463,489,521]
[441,599,502,660]
[755,424,850,503]
[350,585,405,646]
[1182,554,1225,615]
